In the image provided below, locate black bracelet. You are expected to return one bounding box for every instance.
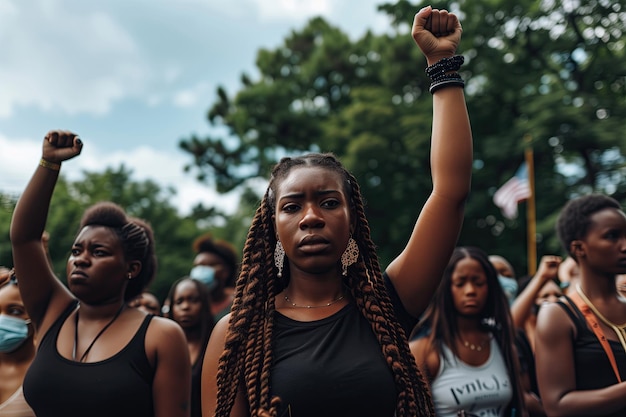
[425,55,465,81]
[429,77,465,94]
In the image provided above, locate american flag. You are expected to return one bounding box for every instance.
[493,163,531,219]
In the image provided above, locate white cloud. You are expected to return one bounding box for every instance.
[172,82,211,108]
[0,0,393,216]
[0,0,390,119]
[0,133,239,216]
[0,134,41,195]
[253,0,331,20]
[95,145,241,215]
[0,0,148,118]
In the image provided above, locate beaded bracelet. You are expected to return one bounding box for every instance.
[39,158,61,171]
[426,55,465,94]
[429,78,465,94]
[425,55,465,81]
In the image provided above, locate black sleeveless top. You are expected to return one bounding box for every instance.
[270,273,416,417]
[557,297,626,417]
[23,301,155,417]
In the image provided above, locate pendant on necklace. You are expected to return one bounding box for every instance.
[463,340,483,351]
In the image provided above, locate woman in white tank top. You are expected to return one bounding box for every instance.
[410,246,527,417]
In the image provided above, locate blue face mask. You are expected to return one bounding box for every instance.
[190,265,216,290]
[497,275,518,305]
[0,315,31,353]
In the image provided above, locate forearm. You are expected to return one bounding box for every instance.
[430,86,472,201]
[511,278,544,328]
[10,163,59,245]
[545,383,626,416]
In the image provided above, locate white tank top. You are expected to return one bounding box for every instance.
[430,337,513,417]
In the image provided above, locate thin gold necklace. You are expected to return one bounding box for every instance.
[576,284,626,353]
[283,292,345,309]
[460,335,490,351]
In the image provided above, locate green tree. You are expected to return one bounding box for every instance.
[1,166,219,301]
[180,0,626,277]
[0,193,18,268]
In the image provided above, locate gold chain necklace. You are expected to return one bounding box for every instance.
[283,293,345,309]
[460,336,490,351]
[576,284,626,353]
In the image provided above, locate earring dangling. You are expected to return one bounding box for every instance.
[341,237,359,276]
[127,273,132,280]
[274,240,285,278]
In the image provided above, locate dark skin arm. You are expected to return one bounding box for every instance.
[148,317,192,417]
[535,302,626,416]
[409,337,439,384]
[387,6,473,317]
[511,256,561,329]
[520,371,546,417]
[10,131,83,335]
[201,314,249,417]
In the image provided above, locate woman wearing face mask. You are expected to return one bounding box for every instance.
[190,234,239,321]
[0,269,36,417]
[489,255,518,306]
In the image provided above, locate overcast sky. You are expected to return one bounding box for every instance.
[0,0,396,214]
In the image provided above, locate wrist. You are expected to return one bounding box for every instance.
[39,158,61,171]
[426,53,456,67]
[425,55,465,95]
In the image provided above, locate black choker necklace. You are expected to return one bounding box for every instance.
[73,303,125,362]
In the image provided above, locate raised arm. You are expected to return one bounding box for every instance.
[511,255,560,329]
[386,6,473,317]
[10,130,83,329]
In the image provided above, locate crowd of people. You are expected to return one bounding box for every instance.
[2,5,626,417]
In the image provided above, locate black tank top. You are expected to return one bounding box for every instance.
[557,297,626,417]
[270,273,416,417]
[23,301,155,417]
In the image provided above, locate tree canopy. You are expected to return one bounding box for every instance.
[178,0,624,277]
[0,166,223,301]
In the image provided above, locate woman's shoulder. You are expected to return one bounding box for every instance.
[147,315,183,333]
[143,314,187,348]
[207,313,232,345]
[535,299,575,340]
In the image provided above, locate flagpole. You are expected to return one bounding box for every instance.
[524,135,537,276]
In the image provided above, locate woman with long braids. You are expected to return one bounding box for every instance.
[201,6,472,417]
[10,131,191,417]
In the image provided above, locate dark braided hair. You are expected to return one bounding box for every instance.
[416,246,526,416]
[79,202,157,301]
[214,153,435,417]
